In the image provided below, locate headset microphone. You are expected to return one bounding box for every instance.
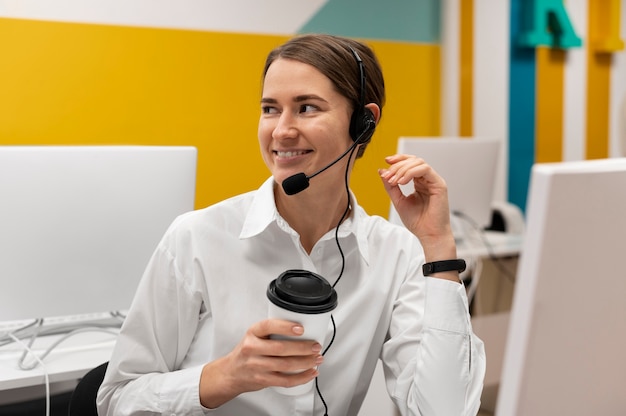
[281,123,373,195]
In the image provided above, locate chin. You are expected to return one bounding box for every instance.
[273,169,298,183]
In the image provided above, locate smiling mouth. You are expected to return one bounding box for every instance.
[274,150,311,158]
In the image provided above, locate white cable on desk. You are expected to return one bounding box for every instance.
[7,332,50,416]
[0,318,42,347]
[17,327,118,371]
[1,312,124,348]
[0,312,123,415]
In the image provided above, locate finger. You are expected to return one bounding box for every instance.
[249,320,322,358]
[269,367,320,389]
[383,155,430,186]
[265,350,324,373]
[382,154,412,182]
[378,168,403,199]
[391,161,446,192]
[384,153,412,164]
[252,319,304,339]
[264,337,322,358]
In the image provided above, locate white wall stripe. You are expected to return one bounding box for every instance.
[440,0,460,137]
[0,0,327,35]
[474,0,510,202]
[609,0,626,158]
[562,0,588,162]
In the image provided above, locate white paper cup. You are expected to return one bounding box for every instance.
[266,270,338,395]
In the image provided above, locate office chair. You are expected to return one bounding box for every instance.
[68,361,108,416]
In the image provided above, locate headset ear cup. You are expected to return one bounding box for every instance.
[362,108,376,143]
[349,108,376,144]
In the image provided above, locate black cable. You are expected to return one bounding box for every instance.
[315,315,336,416]
[331,143,356,289]
[315,144,358,416]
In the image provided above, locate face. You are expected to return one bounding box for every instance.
[259,58,355,190]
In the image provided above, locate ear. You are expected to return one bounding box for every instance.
[365,103,381,124]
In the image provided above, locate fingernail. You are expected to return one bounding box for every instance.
[292,325,304,335]
[312,343,322,353]
[315,355,324,364]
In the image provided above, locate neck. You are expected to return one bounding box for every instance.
[274,182,351,254]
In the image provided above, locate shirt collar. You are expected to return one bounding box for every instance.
[239,177,370,264]
[239,177,278,239]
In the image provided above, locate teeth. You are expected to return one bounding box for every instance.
[276,150,307,157]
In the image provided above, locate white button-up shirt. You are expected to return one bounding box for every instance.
[97,177,485,416]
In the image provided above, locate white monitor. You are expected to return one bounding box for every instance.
[0,146,197,321]
[496,158,626,415]
[389,137,501,233]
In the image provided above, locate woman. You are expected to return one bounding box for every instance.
[97,34,485,415]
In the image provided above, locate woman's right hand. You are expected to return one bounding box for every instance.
[198,319,323,409]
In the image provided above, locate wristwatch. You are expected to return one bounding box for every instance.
[422,259,467,276]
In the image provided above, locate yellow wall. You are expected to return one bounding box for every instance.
[0,18,440,216]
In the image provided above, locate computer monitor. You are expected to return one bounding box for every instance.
[0,146,197,321]
[388,137,501,234]
[496,158,626,415]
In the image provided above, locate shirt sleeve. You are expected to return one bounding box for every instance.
[383,276,486,416]
[96,230,211,416]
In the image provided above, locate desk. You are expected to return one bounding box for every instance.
[0,332,116,392]
[0,321,118,409]
[457,230,523,259]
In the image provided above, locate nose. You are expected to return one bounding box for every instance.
[272,112,298,141]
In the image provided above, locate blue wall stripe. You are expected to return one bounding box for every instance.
[298,0,440,43]
[508,0,537,212]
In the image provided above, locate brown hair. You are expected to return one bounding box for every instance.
[262,34,386,156]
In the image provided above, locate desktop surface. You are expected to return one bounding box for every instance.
[0,329,117,391]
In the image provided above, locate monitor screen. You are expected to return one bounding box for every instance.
[496,158,626,415]
[0,146,197,321]
[388,137,501,233]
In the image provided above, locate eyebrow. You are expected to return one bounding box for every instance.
[260,94,328,104]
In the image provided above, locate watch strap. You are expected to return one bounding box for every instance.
[422,259,467,276]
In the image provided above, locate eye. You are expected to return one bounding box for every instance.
[261,105,279,115]
[299,104,318,113]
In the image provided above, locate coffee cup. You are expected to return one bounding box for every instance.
[266,269,338,395]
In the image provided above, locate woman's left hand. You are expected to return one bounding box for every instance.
[379,154,456,257]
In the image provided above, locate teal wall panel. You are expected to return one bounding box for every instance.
[299,0,440,43]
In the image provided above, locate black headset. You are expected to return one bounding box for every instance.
[347,47,377,146]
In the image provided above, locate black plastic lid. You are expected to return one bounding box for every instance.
[266,269,338,314]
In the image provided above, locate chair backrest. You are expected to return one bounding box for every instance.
[68,362,109,416]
